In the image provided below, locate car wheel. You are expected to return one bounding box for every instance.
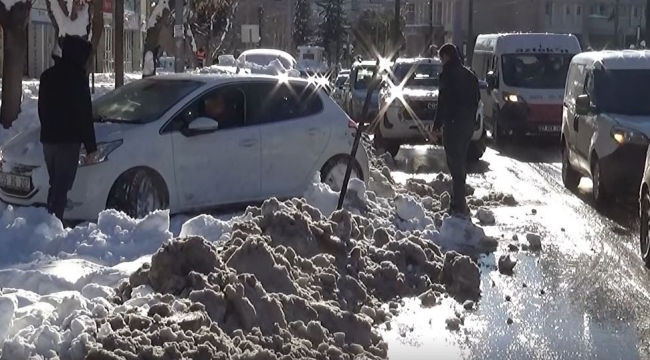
[492,110,508,148]
[640,190,650,268]
[467,130,487,163]
[591,158,611,208]
[373,129,400,158]
[107,168,169,219]
[321,155,363,192]
[561,144,580,190]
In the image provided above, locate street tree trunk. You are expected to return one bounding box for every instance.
[0,1,31,129]
[87,0,104,72]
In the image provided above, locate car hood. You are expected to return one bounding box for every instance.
[609,114,650,135]
[1,122,137,167]
[401,87,439,101]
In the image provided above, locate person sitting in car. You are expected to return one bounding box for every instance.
[203,91,242,129]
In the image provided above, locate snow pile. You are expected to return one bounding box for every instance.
[0,206,172,268]
[239,59,301,77]
[101,196,479,359]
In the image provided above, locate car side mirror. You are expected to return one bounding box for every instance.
[575,94,592,116]
[183,117,219,136]
[478,80,488,90]
[486,72,498,89]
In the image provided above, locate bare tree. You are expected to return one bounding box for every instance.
[0,0,31,128]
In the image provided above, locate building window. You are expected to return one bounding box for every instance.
[545,1,553,24]
[434,2,442,25]
[406,3,415,24]
[576,5,581,16]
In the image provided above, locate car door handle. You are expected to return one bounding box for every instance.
[239,139,257,147]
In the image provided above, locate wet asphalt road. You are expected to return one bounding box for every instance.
[384,140,650,360]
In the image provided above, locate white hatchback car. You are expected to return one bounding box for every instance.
[0,74,369,220]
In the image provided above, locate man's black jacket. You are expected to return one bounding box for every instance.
[433,54,480,132]
[39,36,97,154]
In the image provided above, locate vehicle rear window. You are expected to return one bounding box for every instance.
[93,79,203,123]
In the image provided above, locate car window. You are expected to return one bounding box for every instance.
[244,81,323,125]
[172,84,246,131]
[93,79,203,124]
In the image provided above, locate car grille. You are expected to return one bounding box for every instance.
[403,100,437,121]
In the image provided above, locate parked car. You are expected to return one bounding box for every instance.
[237,49,297,70]
[374,57,488,160]
[331,73,349,108]
[345,61,384,124]
[0,74,369,220]
[472,33,581,145]
[562,50,650,208]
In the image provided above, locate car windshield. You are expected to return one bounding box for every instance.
[354,66,377,89]
[244,54,292,69]
[392,63,442,87]
[93,79,203,123]
[501,53,573,89]
[335,75,348,87]
[594,69,650,116]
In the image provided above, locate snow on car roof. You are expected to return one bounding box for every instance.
[352,60,378,67]
[393,57,442,66]
[572,50,650,70]
[238,48,297,63]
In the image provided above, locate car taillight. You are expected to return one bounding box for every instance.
[348,118,358,129]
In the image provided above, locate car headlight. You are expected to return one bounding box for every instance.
[503,92,524,103]
[79,140,123,167]
[611,127,649,145]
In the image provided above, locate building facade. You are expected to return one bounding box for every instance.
[473,0,647,49]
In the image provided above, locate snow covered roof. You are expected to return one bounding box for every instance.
[572,50,650,70]
[352,60,378,68]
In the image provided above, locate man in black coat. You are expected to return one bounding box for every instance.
[432,43,480,217]
[38,36,96,221]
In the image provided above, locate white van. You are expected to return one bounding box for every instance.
[561,50,650,206]
[472,33,582,145]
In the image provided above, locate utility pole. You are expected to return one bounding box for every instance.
[174,0,184,72]
[466,0,474,65]
[645,0,650,47]
[258,6,264,48]
[428,0,433,55]
[614,0,620,48]
[115,0,124,87]
[393,0,401,58]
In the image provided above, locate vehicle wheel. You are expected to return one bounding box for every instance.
[492,110,509,148]
[373,129,400,158]
[467,130,487,163]
[321,155,363,192]
[591,158,611,208]
[561,144,581,190]
[640,189,650,268]
[107,168,169,219]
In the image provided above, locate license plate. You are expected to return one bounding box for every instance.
[0,173,31,191]
[539,125,560,132]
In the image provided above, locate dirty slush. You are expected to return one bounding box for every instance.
[36,139,518,360]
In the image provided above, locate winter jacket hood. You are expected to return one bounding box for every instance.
[61,36,92,69]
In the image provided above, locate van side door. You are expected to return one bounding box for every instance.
[576,69,598,171]
[482,54,497,122]
[563,62,585,162]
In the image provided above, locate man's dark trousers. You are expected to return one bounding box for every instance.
[442,121,474,214]
[43,143,80,220]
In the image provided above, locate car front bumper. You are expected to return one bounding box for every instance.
[599,144,647,194]
[499,103,562,135]
[380,107,483,143]
[0,161,113,220]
